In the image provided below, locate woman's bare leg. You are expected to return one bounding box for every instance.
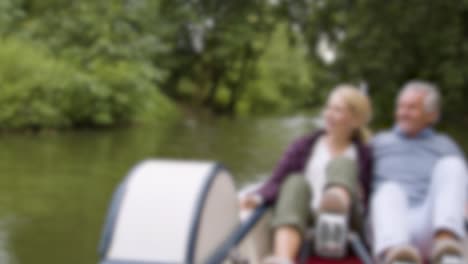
[273,226,302,261]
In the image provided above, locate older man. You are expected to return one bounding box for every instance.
[371,81,467,264]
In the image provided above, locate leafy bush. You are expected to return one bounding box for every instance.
[0,0,23,35]
[0,38,177,129]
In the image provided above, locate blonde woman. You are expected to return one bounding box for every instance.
[240,85,373,264]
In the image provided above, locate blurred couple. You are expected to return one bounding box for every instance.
[240,81,467,264]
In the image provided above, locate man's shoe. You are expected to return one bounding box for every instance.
[383,245,422,264]
[431,239,465,264]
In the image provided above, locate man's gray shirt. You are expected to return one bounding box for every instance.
[372,127,464,206]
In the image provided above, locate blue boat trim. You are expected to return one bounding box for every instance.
[206,203,270,264]
[185,163,224,264]
[99,181,127,257]
[348,232,373,264]
[99,160,154,259]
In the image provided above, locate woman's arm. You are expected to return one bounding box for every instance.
[256,135,316,204]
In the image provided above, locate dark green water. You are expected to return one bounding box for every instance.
[0,115,316,264]
[0,116,465,264]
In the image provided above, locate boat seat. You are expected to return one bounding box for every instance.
[99,160,239,264]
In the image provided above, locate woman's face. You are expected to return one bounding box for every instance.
[323,93,358,137]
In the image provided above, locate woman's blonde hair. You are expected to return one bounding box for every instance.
[329,84,373,142]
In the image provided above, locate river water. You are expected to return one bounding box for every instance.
[0,115,465,264]
[0,115,317,264]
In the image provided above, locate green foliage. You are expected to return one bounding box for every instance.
[304,0,468,124]
[243,24,315,115]
[0,0,322,128]
[0,0,24,35]
[158,0,286,114]
[3,0,468,129]
[0,0,178,129]
[0,38,176,129]
[21,1,169,63]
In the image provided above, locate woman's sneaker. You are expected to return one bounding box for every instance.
[314,189,350,259]
[383,245,422,264]
[431,239,465,264]
[314,212,348,258]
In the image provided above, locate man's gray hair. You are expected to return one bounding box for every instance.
[400,80,441,113]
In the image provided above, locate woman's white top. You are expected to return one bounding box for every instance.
[305,136,357,210]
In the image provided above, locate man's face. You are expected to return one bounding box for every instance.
[396,89,437,137]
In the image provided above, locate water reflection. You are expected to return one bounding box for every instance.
[0,116,464,264]
[0,216,15,264]
[0,115,316,264]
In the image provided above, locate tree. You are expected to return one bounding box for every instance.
[0,0,178,129]
[158,0,281,115]
[303,0,468,124]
